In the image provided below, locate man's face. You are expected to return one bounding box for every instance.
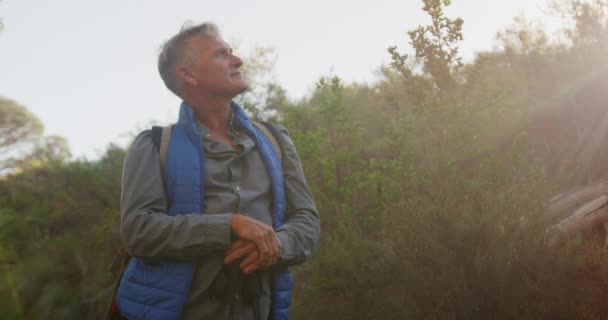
[185,34,248,98]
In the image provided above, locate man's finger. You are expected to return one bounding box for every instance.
[268,234,281,266]
[244,265,259,275]
[259,234,279,267]
[256,237,270,266]
[229,239,250,251]
[225,240,253,256]
[224,240,255,257]
[239,250,259,270]
[226,241,255,257]
[244,262,260,275]
[262,234,277,266]
[259,237,269,266]
[224,242,256,264]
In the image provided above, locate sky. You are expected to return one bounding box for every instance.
[0,0,565,159]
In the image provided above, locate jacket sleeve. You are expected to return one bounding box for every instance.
[119,130,232,261]
[273,125,321,266]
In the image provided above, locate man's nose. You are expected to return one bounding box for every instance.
[231,54,243,68]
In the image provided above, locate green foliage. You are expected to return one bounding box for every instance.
[560,0,608,48]
[0,98,71,173]
[235,47,288,121]
[284,1,608,319]
[0,145,124,319]
[0,97,44,171]
[390,0,464,96]
[284,72,580,318]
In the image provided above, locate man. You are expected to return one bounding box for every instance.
[115,22,320,320]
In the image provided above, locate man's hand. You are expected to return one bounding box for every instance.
[230,214,282,270]
[225,240,282,274]
[224,240,255,265]
[224,240,259,274]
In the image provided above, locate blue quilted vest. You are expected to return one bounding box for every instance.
[116,101,293,320]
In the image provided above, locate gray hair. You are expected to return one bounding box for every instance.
[158,22,220,97]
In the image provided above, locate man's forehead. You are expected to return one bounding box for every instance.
[189,34,231,51]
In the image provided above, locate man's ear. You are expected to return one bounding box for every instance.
[177,66,197,87]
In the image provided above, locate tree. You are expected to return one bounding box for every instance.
[15,135,71,170]
[559,0,608,48]
[235,47,289,121]
[0,97,70,172]
[0,97,44,171]
[0,11,70,173]
[389,0,464,94]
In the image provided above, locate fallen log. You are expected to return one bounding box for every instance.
[550,195,608,237]
[544,182,608,223]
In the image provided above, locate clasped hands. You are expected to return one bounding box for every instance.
[225,214,282,274]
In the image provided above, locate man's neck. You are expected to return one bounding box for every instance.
[186,96,232,134]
